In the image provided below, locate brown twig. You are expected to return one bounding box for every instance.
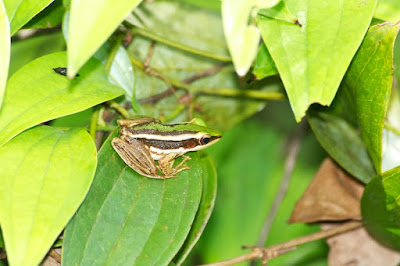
[256,120,308,248]
[200,221,363,266]
[143,41,156,71]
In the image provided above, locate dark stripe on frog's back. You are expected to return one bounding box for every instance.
[138,138,198,150]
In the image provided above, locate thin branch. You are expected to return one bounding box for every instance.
[138,63,227,104]
[256,120,308,247]
[107,101,130,119]
[201,221,363,266]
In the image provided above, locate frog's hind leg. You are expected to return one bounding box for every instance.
[112,138,162,178]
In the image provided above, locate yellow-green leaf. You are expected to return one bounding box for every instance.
[0,126,97,266]
[257,0,377,122]
[0,0,10,109]
[67,0,143,78]
[344,23,400,173]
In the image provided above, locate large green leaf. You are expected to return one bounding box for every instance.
[4,0,54,35]
[344,23,400,173]
[67,0,143,78]
[257,0,377,122]
[0,126,97,266]
[174,156,218,265]
[62,130,207,265]
[127,1,284,131]
[221,0,279,76]
[0,52,124,147]
[0,0,10,109]
[374,0,400,22]
[308,108,376,184]
[361,166,400,250]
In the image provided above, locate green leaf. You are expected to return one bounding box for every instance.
[94,43,135,101]
[4,0,54,35]
[67,0,143,78]
[62,130,206,265]
[308,108,376,184]
[257,0,377,122]
[252,43,278,80]
[128,1,283,131]
[23,0,64,30]
[222,0,279,76]
[374,0,400,22]
[0,126,97,266]
[0,0,10,109]
[361,166,400,250]
[258,0,298,24]
[0,52,124,148]
[174,155,218,265]
[344,23,400,173]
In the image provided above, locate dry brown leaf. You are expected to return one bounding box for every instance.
[323,223,400,266]
[289,158,364,223]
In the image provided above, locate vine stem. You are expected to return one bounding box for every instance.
[200,221,363,266]
[131,27,232,62]
[129,56,286,101]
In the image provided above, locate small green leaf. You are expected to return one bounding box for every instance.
[222,0,279,76]
[0,126,97,266]
[308,108,376,184]
[4,0,54,35]
[344,23,400,173]
[0,52,124,147]
[361,166,400,250]
[174,155,218,265]
[257,0,377,122]
[95,43,135,101]
[252,43,278,80]
[67,0,143,78]
[0,0,10,109]
[374,0,400,22]
[258,0,298,24]
[63,130,206,265]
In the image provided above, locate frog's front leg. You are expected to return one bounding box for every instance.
[158,154,192,178]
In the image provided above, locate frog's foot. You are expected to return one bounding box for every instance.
[158,155,191,178]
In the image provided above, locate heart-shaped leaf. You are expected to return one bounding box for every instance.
[0,52,124,147]
[361,166,400,250]
[344,22,400,173]
[257,0,377,121]
[67,0,143,78]
[62,130,208,265]
[0,126,97,266]
[0,0,10,109]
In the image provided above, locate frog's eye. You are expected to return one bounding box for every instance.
[200,135,211,145]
